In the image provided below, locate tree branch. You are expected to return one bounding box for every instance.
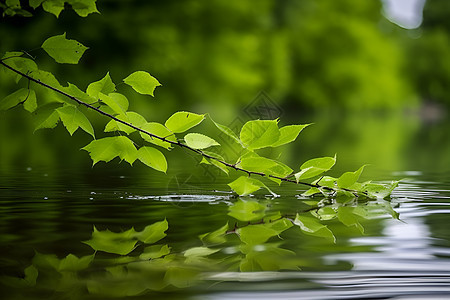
[0,60,366,195]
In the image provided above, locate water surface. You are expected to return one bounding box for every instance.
[1,166,450,299]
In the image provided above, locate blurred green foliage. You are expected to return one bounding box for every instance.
[407,0,450,106]
[0,0,449,174]
[0,0,421,113]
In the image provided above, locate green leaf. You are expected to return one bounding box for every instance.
[140,122,177,150]
[29,0,44,9]
[209,159,230,175]
[228,176,275,196]
[201,151,230,175]
[83,226,137,255]
[98,92,128,116]
[240,119,280,150]
[123,71,161,96]
[1,53,38,83]
[38,0,98,18]
[302,187,321,197]
[239,155,293,180]
[337,165,365,189]
[69,0,99,17]
[137,146,167,173]
[293,214,336,242]
[184,133,220,150]
[165,111,205,133]
[41,33,88,64]
[228,199,266,221]
[295,156,336,181]
[82,136,138,165]
[41,0,65,17]
[0,88,35,111]
[135,219,168,244]
[2,0,32,17]
[33,103,62,131]
[271,124,309,147]
[86,72,115,98]
[140,244,171,260]
[105,111,147,134]
[210,118,242,145]
[314,176,338,189]
[22,92,37,112]
[63,83,96,103]
[29,69,63,89]
[56,104,95,138]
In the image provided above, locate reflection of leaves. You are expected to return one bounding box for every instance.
[164,266,199,288]
[140,245,171,260]
[237,219,292,245]
[337,206,365,233]
[294,214,336,243]
[5,196,401,297]
[364,181,399,199]
[199,222,228,245]
[184,247,220,257]
[58,253,95,272]
[83,227,138,255]
[84,220,168,255]
[0,265,38,288]
[228,199,266,221]
[239,243,298,272]
[135,219,168,244]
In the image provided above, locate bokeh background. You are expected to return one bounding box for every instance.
[1,0,449,181]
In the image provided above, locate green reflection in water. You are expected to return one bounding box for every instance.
[0,194,399,299]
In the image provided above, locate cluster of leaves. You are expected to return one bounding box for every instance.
[0,196,399,297]
[0,0,398,199]
[0,42,398,199]
[1,0,98,18]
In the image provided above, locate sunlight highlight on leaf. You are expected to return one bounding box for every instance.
[184,133,220,149]
[165,111,205,133]
[123,71,161,96]
[42,33,88,64]
[56,104,95,137]
[240,119,280,150]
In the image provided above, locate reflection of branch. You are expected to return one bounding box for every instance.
[0,60,364,196]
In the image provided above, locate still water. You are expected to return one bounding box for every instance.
[1,166,450,299]
[1,111,450,299]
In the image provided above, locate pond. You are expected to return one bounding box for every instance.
[1,112,450,299]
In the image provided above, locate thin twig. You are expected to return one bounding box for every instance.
[0,60,366,196]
